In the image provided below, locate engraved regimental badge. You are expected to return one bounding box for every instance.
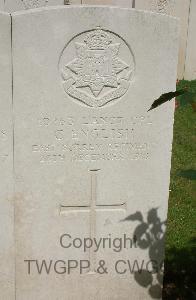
[59,29,135,108]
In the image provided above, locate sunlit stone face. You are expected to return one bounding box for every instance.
[0,6,179,299]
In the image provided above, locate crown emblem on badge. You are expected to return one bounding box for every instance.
[84,30,112,50]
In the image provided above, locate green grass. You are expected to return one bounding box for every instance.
[163,80,196,299]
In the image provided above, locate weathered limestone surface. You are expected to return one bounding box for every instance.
[11,6,179,299]
[184,0,196,80]
[82,0,133,7]
[135,0,190,79]
[0,0,4,10]
[68,0,82,3]
[135,0,174,13]
[0,6,179,299]
[0,12,14,300]
[4,0,65,12]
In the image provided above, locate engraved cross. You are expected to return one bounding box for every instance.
[60,169,126,273]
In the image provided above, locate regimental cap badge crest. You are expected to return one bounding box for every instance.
[59,28,135,108]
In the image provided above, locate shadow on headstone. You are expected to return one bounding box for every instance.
[121,209,196,299]
[121,208,166,299]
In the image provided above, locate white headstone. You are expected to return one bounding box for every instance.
[0,5,179,299]
[135,0,190,80]
[82,0,133,7]
[4,0,65,12]
[184,0,196,80]
[0,0,4,10]
[135,0,174,13]
[68,0,81,3]
[0,12,14,299]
